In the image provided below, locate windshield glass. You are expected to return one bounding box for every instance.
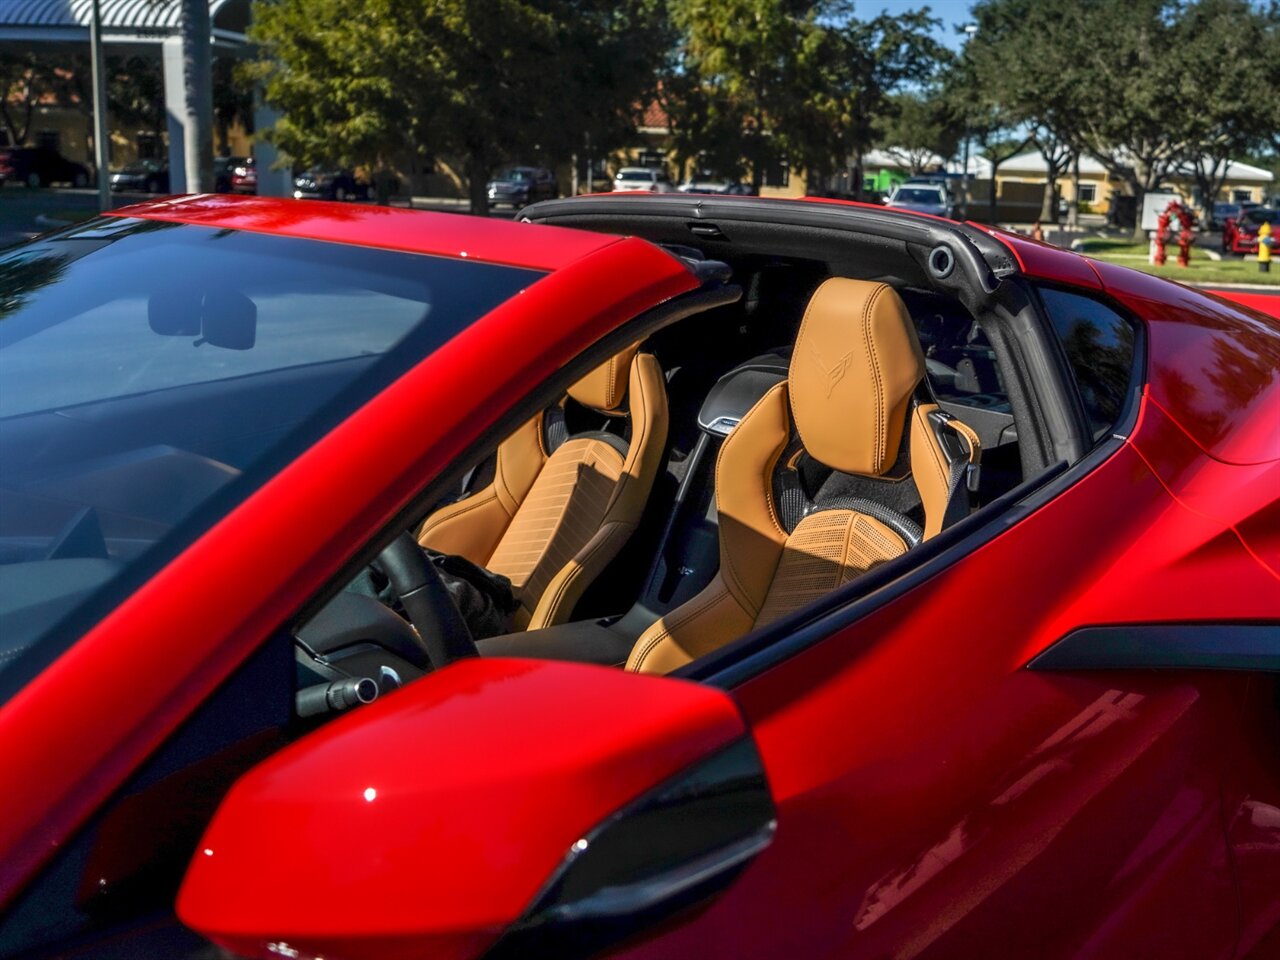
[893,188,945,204]
[617,170,654,182]
[1242,208,1275,227]
[0,217,543,698]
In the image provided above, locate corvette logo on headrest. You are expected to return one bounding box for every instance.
[810,341,853,398]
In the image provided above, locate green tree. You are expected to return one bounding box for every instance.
[816,9,950,196]
[943,55,1030,221]
[877,90,962,176]
[250,0,668,213]
[0,51,50,147]
[670,0,834,192]
[665,1,945,194]
[1175,0,1280,212]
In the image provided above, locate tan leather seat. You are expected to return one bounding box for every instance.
[626,278,979,674]
[419,344,668,631]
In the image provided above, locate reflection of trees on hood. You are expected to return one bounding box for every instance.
[0,254,69,325]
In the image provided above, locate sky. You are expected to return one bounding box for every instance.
[859,0,978,51]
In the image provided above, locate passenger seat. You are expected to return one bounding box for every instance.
[626,279,979,673]
[419,343,668,631]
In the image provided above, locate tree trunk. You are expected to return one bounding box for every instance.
[1130,183,1147,244]
[852,152,863,201]
[373,168,394,206]
[988,161,1001,224]
[467,154,490,216]
[1039,178,1057,223]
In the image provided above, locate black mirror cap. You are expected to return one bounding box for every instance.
[484,736,777,960]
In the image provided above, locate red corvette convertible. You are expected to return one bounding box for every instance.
[0,194,1276,960]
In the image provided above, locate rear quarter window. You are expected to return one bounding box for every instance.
[1039,287,1138,441]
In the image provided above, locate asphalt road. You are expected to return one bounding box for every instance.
[0,185,123,247]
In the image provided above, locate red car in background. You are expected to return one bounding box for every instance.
[0,195,1276,960]
[1222,205,1276,254]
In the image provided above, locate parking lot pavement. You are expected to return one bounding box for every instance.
[0,185,126,246]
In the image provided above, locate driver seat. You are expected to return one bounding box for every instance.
[418,343,667,631]
[626,278,979,674]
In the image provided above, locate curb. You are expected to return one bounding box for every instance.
[1189,282,1278,292]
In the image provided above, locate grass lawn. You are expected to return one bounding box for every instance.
[1076,238,1279,286]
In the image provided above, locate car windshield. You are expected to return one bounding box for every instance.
[1241,208,1275,227]
[499,169,533,181]
[893,188,945,204]
[0,217,543,699]
[617,170,654,181]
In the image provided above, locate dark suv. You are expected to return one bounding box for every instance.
[0,147,91,188]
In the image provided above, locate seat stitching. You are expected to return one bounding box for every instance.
[420,489,503,539]
[864,284,886,472]
[631,585,739,671]
[536,520,629,626]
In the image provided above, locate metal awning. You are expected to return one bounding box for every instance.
[0,0,249,49]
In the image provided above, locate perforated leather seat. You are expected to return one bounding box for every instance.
[626,278,979,674]
[419,344,668,631]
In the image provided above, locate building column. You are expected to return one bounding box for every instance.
[162,34,213,193]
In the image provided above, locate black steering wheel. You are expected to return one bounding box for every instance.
[374,532,479,669]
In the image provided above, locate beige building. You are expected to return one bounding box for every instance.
[990,150,1274,218]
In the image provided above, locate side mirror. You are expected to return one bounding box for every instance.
[148,288,256,349]
[199,288,256,350]
[178,659,775,960]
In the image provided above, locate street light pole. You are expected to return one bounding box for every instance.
[959,23,978,221]
[89,0,110,211]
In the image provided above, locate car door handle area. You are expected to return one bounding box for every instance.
[1028,623,1280,673]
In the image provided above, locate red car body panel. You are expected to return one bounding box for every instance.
[611,406,1277,959]
[110,195,617,270]
[178,658,746,960]
[1,197,1276,957]
[0,215,698,905]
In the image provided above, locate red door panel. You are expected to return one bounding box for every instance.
[612,417,1261,958]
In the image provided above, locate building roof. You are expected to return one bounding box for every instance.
[0,0,249,46]
[997,151,1111,176]
[996,149,1274,183]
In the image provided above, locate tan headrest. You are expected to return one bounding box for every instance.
[788,279,925,476]
[567,342,642,412]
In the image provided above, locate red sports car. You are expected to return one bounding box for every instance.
[0,195,1276,960]
[1222,205,1276,255]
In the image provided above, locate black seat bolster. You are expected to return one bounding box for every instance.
[476,619,635,667]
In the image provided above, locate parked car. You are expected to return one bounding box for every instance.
[1210,201,1242,231]
[213,156,236,193]
[1222,206,1276,254]
[227,156,256,194]
[613,166,676,193]
[678,179,757,196]
[485,166,557,208]
[0,193,1277,960]
[293,168,369,202]
[109,159,170,194]
[884,183,954,218]
[0,146,90,188]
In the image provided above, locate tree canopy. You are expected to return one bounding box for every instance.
[249,0,669,211]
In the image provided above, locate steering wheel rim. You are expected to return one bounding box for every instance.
[374,532,479,669]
